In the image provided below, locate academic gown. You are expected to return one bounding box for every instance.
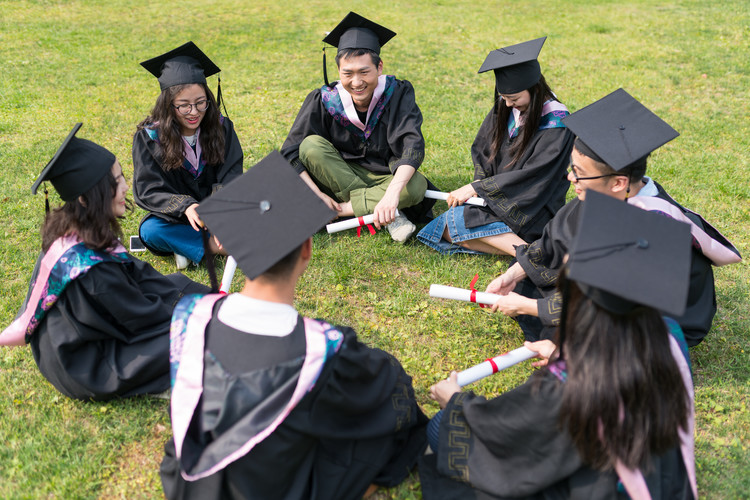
[161,301,428,500]
[28,256,209,401]
[419,369,694,500]
[514,182,730,345]
[132,117,243,253]
[463,106,574,242]
[279,79,436,222]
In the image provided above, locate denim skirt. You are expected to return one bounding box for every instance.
[416,205,511,255]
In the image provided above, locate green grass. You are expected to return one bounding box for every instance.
[1,0,748,497]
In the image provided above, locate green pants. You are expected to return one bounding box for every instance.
[299,135,427,217]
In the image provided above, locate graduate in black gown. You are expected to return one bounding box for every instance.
[133,42,243,269]
[417,37,574,256]
[487,89,741,345]
[0,124,209,401]
[160,152,427,499]
[280,12,433,243]
[420,193,698,499]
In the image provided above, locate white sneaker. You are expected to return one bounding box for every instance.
[174,253,190,270]
[387,213,416,243]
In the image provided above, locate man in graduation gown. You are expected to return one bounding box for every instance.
[487,89,741,346]
[280,12,433,243]
[1,123,210,401]
[160,151,428,499]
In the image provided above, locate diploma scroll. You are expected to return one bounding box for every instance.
[424,189,487,207]
[220,256,238,294]
[429,284,501,307]
[456,346,537,386]
[326,209,401,234]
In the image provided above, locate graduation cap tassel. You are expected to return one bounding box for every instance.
[201,228,220,293]
[44,186,50,214]
[217,75,229,118]
[323,46,330,87]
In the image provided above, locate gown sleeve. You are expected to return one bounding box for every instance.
[132,128,199,219]
[385,80,425,172]
[213,117,243,188]
[280,90,331,174]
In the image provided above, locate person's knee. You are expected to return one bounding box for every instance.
[139,217,168,247]
[401,172,428,204]
[299,135,332,167]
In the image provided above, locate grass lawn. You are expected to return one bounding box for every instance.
[1,0,748,498]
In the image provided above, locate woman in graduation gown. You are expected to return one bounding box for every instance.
[418,37,573,256]
[1,124,209,401]
[133,41,243,269]
[419,193,697,499]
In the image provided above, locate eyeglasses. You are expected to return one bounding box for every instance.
[568,165,618,182]
[173,100,209,115]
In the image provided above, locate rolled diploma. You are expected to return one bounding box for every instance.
[424,189,487,207]
[326,209,401,234]
[456,347,537,386]
[220,256,238,294]
[429,284,501,307]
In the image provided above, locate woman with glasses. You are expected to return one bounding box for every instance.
[417,37,573,256]
[133,42,243,269]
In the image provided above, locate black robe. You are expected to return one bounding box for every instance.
[280,79,425,176]
[160,309,428,499]
[463,107,574,242]
[132,118,243,253]
[514,182,720,345]
[28,256,209,401]
[419,371,693,500]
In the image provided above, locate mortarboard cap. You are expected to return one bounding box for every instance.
[563,88,679,171]
[140,41,221,91]
[567,190,692,316]
[197,151,336,280]
[31,123,116,202]
[323,12,396,54]
[478,37,546,95]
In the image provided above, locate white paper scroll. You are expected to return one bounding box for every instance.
[456,347,537,386]
[220,256,238,294]
[326,209,401,234]
[424,189,487,207]
[429,284,501,307]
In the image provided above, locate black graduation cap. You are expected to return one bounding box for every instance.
[197,151,336,280]
[567,190,692,316]
[478,37,546,95]
[31,123,115,203]
[562,88,679,171]
[140,41,221,91]
[323,11,396,54]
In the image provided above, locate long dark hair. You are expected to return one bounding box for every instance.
[555,272,689,471]
[137,83,225,172]
[489,74,556,169]
[41,171,131,252]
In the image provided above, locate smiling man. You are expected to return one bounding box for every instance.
[280,12,431,243]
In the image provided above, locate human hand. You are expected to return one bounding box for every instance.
[184,203,203,231]
[445,184,477,208]
[486,263,526,295]
[315,191,341,213]
[524,340,557,367]
[373,192,399,229]
[429,371,461,409]
[489,292,536,317]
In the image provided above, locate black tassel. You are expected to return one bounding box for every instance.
[323,46,330,87]
[44,186,50,214]
[201,228,219,293]
[217,75,229,118]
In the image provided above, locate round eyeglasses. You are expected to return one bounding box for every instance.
[173,100,209,115]
[568,165,618,182]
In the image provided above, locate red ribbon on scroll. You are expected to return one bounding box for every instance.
[469,273,487,308]
[356,216,377,238]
